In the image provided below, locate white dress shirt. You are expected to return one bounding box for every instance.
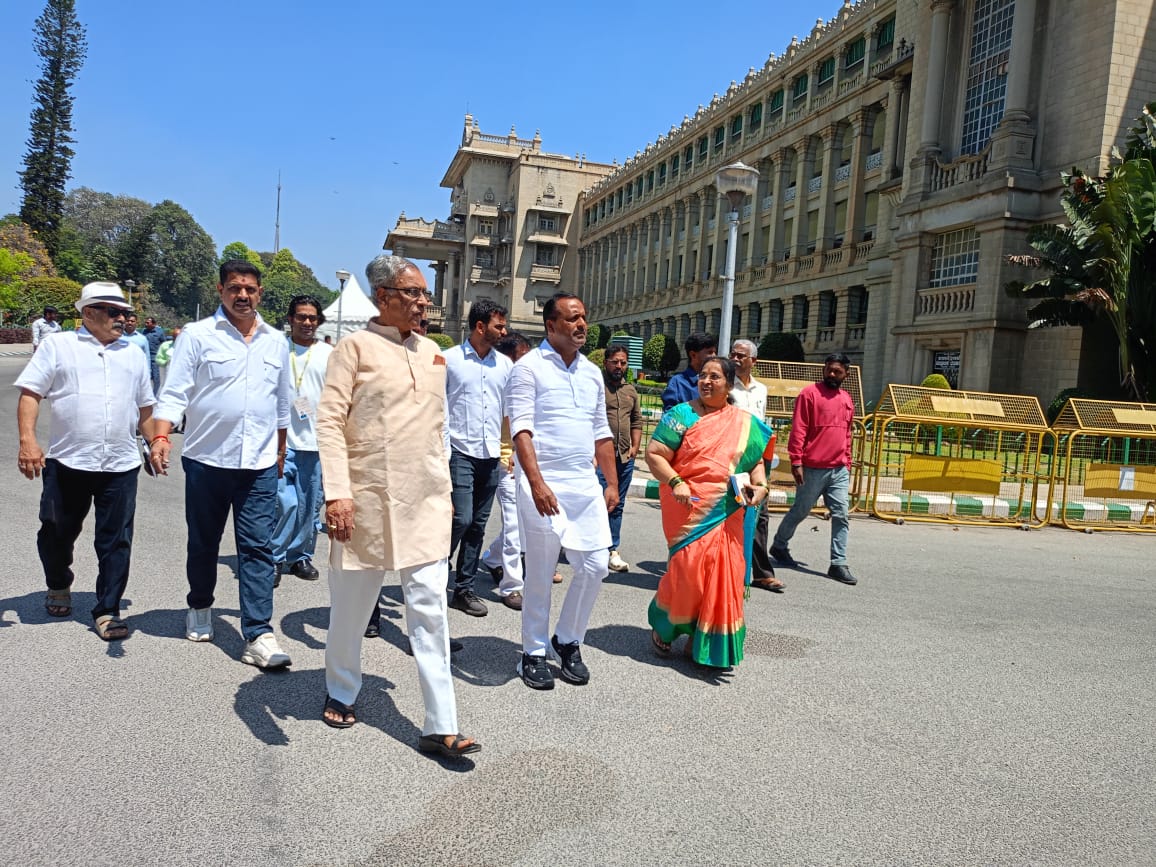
[507,341,612,550]
[286,339,333,451]
[31,318,61,348]
[443,339,512,459]
[155,307,291,470]
[731,374,768,420]
[14,329,154,472]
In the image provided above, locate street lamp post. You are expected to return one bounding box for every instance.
[123,279,136,309]
[335,269,351,341]
[714,161,760,354]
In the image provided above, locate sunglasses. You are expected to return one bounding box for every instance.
[88,305,131,318]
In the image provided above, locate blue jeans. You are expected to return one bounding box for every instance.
[596,456,634,551]
[183,458,278,642]
[448,450,501,595]
[37,459,139,620]
[272,448,323,566]
[772,465,850,566]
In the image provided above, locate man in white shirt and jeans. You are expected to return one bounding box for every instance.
[150,260,293,669]
[15,283,155,641]
[443,298,511,616]
[272,294,333,585]
[506,292,619,690]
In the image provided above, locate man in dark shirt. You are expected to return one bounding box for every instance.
[599,344,642,572]
[661,331,717,410]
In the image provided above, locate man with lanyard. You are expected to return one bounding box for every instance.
[661,331,717,410]
[506,292,619,690]
[150,259,294,669]
[599,343,641,573]
[729,338,783,592]
[272,295,333,586]
[15,283,156,641]
[443,298,511,616]
[31,306,61,351]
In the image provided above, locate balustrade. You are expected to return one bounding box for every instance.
[916,285,975,316]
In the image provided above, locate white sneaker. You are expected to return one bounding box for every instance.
[186,607,214,642]
[241,632,292,669]
[608,550,630,573]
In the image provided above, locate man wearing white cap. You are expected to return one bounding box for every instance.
[14,282,157,641]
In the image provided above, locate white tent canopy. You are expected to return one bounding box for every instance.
[316,272,378,342]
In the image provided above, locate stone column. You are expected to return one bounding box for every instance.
[845,110,870,247]
[989,0,1038,170]
[750,157,771,267]
[816,124,840,252]
[769,148,791,261]
[885,78,907,179]
[790,138,814,256]
[431,260,448,306]
[918,0,956,154]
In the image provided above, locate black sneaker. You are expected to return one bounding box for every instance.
[769,544,798,567]
[487,565,503,585]
[827,565,858,585]
[290,559,320,581]
[519,653,555,690]
[273,561,284,589]
[551,636,590,685]
[449,590,488,617]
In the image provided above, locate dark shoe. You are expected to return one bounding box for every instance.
[501,591,523,611]
[364,622,380,639]
[289,559,320,581]
[273,561,284,589]
[551,635,590,685]
[519,652,555,690]
[827,565,858,585]
[449,590,488,617]
[487,565,503,585]
[769,545,798,567]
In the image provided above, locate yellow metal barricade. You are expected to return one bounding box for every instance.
[868,385,1055,527]
[1051,398,1156,532]
[752,361,868,513]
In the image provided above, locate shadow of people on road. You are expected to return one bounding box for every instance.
[130,606,248,660]
[232,667,422,750]
[279,605,329,651]
[584,623,734,684]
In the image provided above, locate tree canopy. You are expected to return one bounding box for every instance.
[118,200,217,319]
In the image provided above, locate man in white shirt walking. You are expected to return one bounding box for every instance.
[443,299,511,616]
[272,294,333,585]
[150,260,293,669]
[728,338,783,591]
[31,306,61,351]
[15,283,156,641]
[506,292,619,690]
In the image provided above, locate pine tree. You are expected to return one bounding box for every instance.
[18,0,87,260]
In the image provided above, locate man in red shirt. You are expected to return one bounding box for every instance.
[770,353,857,585]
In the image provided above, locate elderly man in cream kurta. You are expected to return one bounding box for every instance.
[316,254,479,757]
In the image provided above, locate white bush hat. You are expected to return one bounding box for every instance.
[75,281,131,313]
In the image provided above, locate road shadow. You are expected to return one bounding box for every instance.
[218,555,239,579]
[233,667,425,752]
[447,635,522,687]
[280,605,330,651]
[130,605,248,660]
[584,623,733,684]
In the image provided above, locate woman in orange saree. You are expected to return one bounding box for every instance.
[645,357,775,668]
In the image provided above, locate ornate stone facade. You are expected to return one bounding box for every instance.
[384,116,613,338]
[576,0,1156,404]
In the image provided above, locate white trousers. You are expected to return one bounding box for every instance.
[325,554,458,736]
[520,531,609,658]
[480,469,523,596]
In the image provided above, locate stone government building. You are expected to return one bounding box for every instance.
[386,0,1156,404]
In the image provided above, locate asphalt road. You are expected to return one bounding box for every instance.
[1,353,1154,866]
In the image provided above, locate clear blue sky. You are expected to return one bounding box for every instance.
[1,1,830,293]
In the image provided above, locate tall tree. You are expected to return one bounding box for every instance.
[18,0,87,259]
[118,200,217,319]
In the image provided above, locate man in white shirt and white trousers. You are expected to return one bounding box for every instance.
[506,292,619,690]
[150,259,294,669]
